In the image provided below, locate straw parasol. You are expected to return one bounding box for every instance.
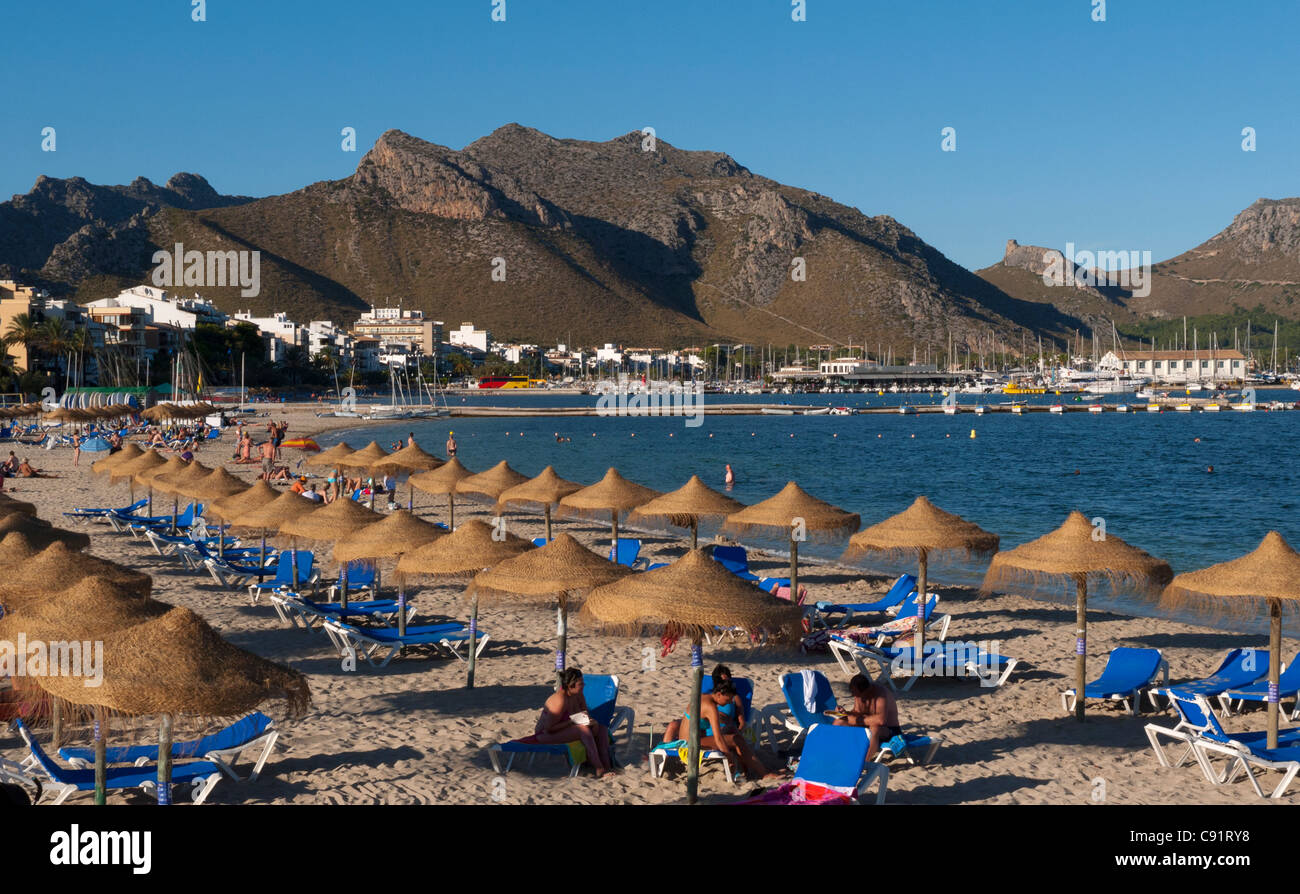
[331,509,444,630]
[844,495,999,655]
[409,457,473,529]
[0,542,152,615]
[579,549,802,803]
[340,441,389,471]
[176,467,249,558]
[91,442,143,476]
[150,460,210,533]
[0,530,40,566]
[0,494,37,517]
[456,460,529,503]
[42,407,80,424]
[723,481,860,604]
[982,511,1171,721]
[1161,531,1300,749]
[0,514,90,552]
[629,474,744,550]
[371,443,444,510]
[207,479,278,523]
[497,466,583,543]
[227,490,321,586]
[304,441,356,468]
[278,497,383,593]
[558,468,662,557]
[395,518,534,686]
[470,533,633,686]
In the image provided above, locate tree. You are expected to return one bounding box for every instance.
[3,313,41,373]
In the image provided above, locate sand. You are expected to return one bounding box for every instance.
[1,402,1294,805]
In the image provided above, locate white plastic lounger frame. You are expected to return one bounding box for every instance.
[322,620,490,667]
[1190,739,1300,799]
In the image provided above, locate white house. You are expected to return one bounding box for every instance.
[234,311,305,363]
[1102,349,1247,385]
[448,322,491,354]
[85,285,226,331]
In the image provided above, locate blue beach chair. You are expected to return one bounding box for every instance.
[1153,648,1268,709]
[608,539,645,569]
[487,674,633,776]
[60,713,278,782]
[16,720,223,805]
[1219,654,1300,719]
[321,619,488,667]
[1061,647,1168,715]
[247,551,317,604]
[648,676,757,784]
[812,574,917,628]
[64,498,148,519]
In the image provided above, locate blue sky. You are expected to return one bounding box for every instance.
[2,0,1296,271]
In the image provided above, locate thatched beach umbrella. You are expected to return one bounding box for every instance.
[558,468,662,558]
[371,444,444,510]
[579,549,802,803]
[0,530,40,566]
[1161,532,1300,749]
[338,442,391,508]
[630,474,744,550]
[844,496,999,655]
[723,482,860,605]
[91,442,143,477]
[0,514,90,552]
[152,460,210,533]
[396,519,534,687]
[456,460,529,504]
[208,479,278,523]
[228,490,321,586]
[133,453,188,517]
[470,533,633,686]
[497,466,582,543]
[0,494,37,518]
[982,511,1171,722]
[332,510,443,629]
[0,542,152,615]
[278,498,382,593]
[304,441,356,469]
[177,468,249,558]
[409,457,473,530]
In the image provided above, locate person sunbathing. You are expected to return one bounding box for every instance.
[688,680,780,782]
[17,459,57,478]
[533,668,616,778]
[833,673,901,759]
[664,664,745,742]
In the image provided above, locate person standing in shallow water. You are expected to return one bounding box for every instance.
[724,464,735,490]
[446,431,457,457]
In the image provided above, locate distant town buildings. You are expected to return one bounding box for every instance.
[1102,349,1248,384]
[448,322,490,354]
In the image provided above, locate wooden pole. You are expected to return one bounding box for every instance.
[611,511,619,562]
[171,496,178,534]
[258,530,267,584]
[290,536,299,590]
[397,572,407,637]
[1075,574,1088,722]
[544,504,552,543]
[691,519,698,550]
[555,596,568,688]
[448,492,455,531]
[467,592,479,689]
[1269,599,1282,749]
[914,547,929,657]
[339,562,350,609]
[51,701,61,750]
[686,638,704,805]
[789,536,799,607]
[93,708,106,806]
[157,713,173,805]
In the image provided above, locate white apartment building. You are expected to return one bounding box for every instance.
[85,285,226,330]
[1101,350,1247,385]
[234,311,304,363]
[449,322,491,354]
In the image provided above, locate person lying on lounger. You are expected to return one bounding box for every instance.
[533,668,616,778]
[834,673,902,759]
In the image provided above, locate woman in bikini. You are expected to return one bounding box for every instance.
[668,680,779,781]
[532,668,615,777]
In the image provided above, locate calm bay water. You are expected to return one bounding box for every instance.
[316,391,1300,632]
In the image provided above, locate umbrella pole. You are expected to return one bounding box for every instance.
[789,536,798,606]
[397,572,407,638]
[449,492,455,531]
[172,496,178,534]
[691,519,698,551]
[158,713,173,806]
[467,592,479,689]
[545,504,552,543]
[686,637,704,805]
[51,701,61,751]
[258,530,267,584]
[93,708,106,806]
[148,486,153,516]
[408,480,414,512]
[612,512,619,561]
[340,563,350,609]
[915,547,928,658]
[1074,574,1087,723]
[1269,599,1281,749]
[555,596,568,688]
[291,536,300,591]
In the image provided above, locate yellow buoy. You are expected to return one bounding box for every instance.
[970,429,977,439]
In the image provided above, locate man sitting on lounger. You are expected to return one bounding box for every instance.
[533,668,616,778]
[834,674,901,759]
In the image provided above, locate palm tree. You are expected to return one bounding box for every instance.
[3,312,40,373]
[66,327,93,388]
[281,345,311,386]
[41,318,71,390]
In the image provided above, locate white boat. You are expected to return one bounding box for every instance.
[942,405,958,415]
[1175,403,1193,412]
[974,405,986,415]
[1203,403,1221,413]
[829,407,853,416]
[802,406,831,416]
[1115,404,1129,413]
[1049,404,1064,414]
[898,406,915,415]
[762,407,796,415]
[1145,404,1161,413]
[1088,404,1104,414]
[1232,403,1255,412]
[1011,405,1024,415]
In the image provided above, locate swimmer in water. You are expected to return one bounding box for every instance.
[724,464,735,489]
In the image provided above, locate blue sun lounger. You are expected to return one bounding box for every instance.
[488,675,633,776]
[609,539,646,569]
[1218,654,1300,719]
[271,593,412,630]
[1152,648,1268,709]
[247,551,317,604]
[811,574,917,628]
[65,498,148,519]
[322,619,488,666]
[325,561,377,600]
[1061,647,1168,715]
[781,723,889,804]
[830,639,1018,691]
[16,720,223,805]
[60,713,278,782]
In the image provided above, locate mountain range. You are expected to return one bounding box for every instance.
[2,125,1296,350]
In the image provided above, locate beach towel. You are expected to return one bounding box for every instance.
[800,630,832,654]
[735,780,854,805]
[772,585,809,605]
[509,735,587,766]
[835,615,919,644]
[800,669,818,714]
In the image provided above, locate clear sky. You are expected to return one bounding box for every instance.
[2,0,1296,271]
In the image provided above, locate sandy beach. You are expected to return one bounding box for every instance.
[2,402,1293,805]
